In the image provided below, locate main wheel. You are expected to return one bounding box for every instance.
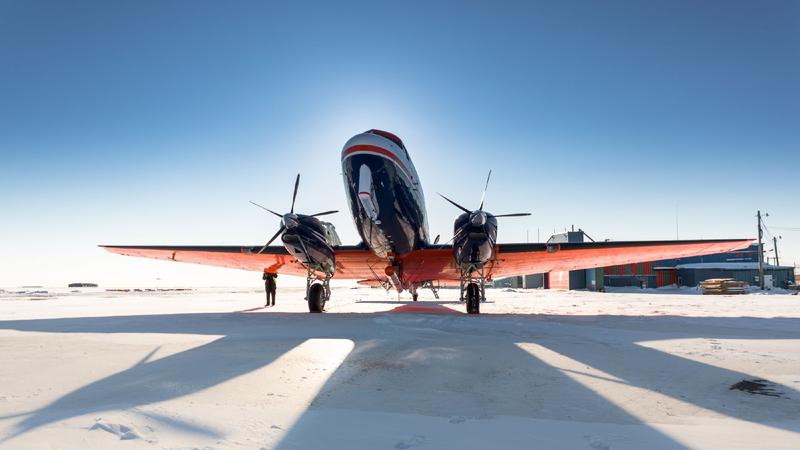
[412,292,419,302]
[466,283,480,314]
[308,283,325,313]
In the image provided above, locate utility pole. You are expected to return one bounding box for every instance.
[773,236,780,267]
[757,210,765,290]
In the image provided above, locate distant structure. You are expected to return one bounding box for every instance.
[68,283,98,288]
[495,232,796,290]
[610,244,794,289]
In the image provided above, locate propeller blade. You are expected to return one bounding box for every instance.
[310,210,339,217]
[492,213,532,218]
[290,174,300,213]
[258,225,286,254]
[479,169,492,211]
[249,201,282,218]
[437,233,457,249]
[437,193,471,214]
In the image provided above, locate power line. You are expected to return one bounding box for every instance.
[757,211,765,290]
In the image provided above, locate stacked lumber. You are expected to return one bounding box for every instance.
[700,278,747,295]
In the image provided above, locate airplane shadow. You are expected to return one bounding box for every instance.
[0,311,798,447]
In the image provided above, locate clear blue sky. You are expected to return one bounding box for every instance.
[1,0,798,286]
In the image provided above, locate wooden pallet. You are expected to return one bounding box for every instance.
[700,278,747,295]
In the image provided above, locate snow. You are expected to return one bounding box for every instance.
[0,286,799,449]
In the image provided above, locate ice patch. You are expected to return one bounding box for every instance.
[395,434,426,449]
[90,421,142,440]
[583,434,610,450]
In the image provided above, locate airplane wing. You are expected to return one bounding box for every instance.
[398,238,754,284]
[102,238,752,284]
[100,244,385,279]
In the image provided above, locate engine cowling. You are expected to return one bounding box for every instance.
[452,211,498,267]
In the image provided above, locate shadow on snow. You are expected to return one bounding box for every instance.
[0,309,798,447]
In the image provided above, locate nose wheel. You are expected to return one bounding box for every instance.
[459,264,486,314]
[466,283,480,314]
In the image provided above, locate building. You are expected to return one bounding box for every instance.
[495,236,796,290]
[604,244,795,289]
[660,262,794,288]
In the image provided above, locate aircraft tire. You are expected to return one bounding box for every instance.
[308,283,325,313]
[466,283,480,314]
[412,293,419,302]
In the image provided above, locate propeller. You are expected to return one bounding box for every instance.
[478,169,491,211]
[250,174,338,254]
[438,169,531,222]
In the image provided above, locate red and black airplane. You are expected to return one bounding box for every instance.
[102,129,751,314]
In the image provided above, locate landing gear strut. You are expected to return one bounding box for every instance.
[459,264,486,314]
[421,280,440,299]
[305,267,331,313]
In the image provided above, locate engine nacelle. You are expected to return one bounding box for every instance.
[452,211,498,268]
[281,215,337,276]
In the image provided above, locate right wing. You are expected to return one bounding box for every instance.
[101,245,384,279]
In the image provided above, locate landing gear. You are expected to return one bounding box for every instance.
[305,268,331,313]
[410,284,419,302]
[308,283,325,313]
[421,280,440,299]
[459,264,486,314]
[466,283,480,314]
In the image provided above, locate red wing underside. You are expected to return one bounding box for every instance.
[102,239,752,284]
[396,239,754,284]
[100,245,384,279]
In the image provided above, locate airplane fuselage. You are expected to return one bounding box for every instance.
[341,130,430,260]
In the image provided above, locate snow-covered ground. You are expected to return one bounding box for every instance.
[0,286,798,449]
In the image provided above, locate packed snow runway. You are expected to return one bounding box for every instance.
[0,287,798,449]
